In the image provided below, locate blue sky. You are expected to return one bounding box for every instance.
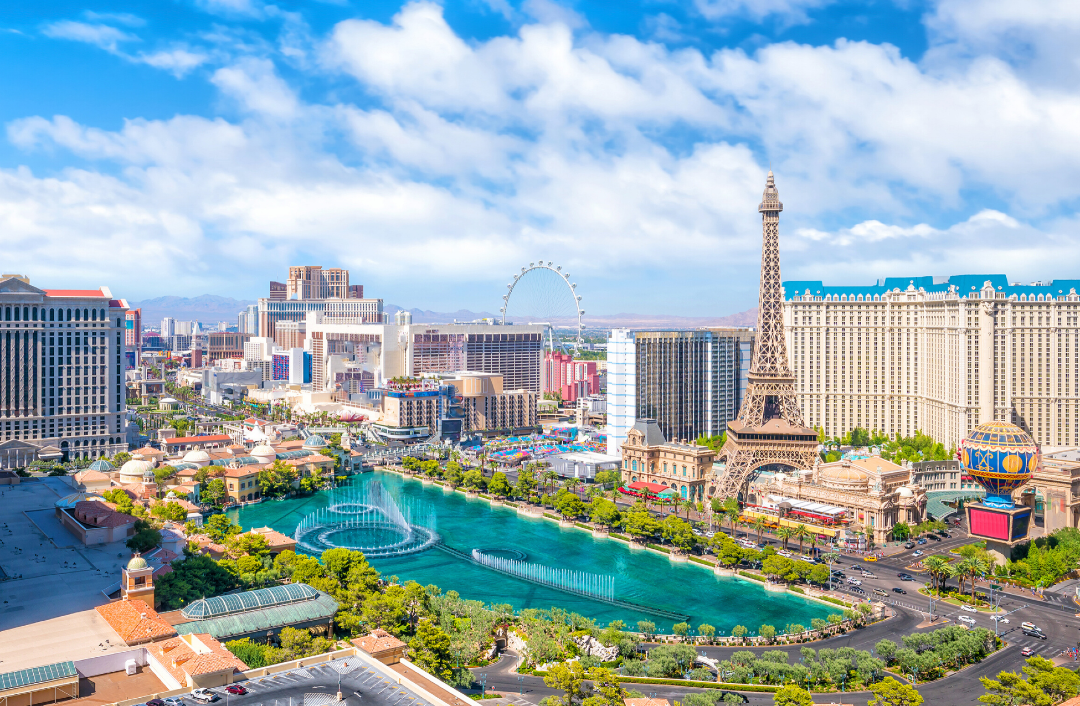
[2,0,1079,316]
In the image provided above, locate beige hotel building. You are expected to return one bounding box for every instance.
[782,274,1080,450]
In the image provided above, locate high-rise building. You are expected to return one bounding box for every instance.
[208,332,251,361]
[783,274,1080,449]
[125,308,141,369]
[604,327,753,456]
[544,351,599,403]
[269,281,287,301]
[287,266,350,300]
[307,321,545,394]
[0,275,129,466]
[238,304,259,335]
[161,316,175,338]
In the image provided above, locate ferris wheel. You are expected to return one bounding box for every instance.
[500,262,584,352]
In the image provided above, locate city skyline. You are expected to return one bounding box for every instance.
[1,1,1078,313]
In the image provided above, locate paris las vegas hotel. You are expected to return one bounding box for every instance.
[783,274,1080,449]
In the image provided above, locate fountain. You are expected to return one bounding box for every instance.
[471,549,614,602]
[293,482,439,558]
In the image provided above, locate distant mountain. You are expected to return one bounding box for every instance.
[384,304,757,329]
[130,295,257,326]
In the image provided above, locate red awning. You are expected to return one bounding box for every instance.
[629,481,670,494]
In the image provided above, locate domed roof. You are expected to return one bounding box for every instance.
[250,444,277,457]
[302,435,327,449]
[897,486,914,498]
[183,450,211,463]
[819,462,869,489]
[55,492,105,510]
[120,459,153,476]
[88,459,114,472]
[126,555,148,570]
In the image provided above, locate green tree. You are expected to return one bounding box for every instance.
[154,553,239,609]
[151,501,188,522]
[582,667,626,706]
[589,497,622,529]
[205,513,241,543]
[227,532,270,558]
[463,468,485,490]
[488,472,511,498]
[625,506,660,541]
[892,522,911,541]
[697,623,716,642]
[979,656,1080,706]
[259,460,298,499]
[759,624,776,643]
[773,684,815,706]
[515,465,538,498]
[544,660,588,706]
[637,620,656,639]
[556,493,586,520]
[661,515,695,553]
[672,622,690,641]
[127,519,162,553]
[445,461,464,488]
[868,677,924,706]
[408,618,454,681]
[201,478,227,507]
[809,564,831,585]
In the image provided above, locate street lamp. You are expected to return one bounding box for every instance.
[517,675,524,695]
[479,673,488,698]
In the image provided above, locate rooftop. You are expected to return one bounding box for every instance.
[148,633,249,685]
[165,435,232,446]
[352,629,407,657]
[180,583,320,620]
[172,587,338,640]
[783,274,1080,301]
[0,661,77,691]
[95,599,178,645]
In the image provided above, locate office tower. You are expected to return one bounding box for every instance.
[715,172,818,500]
[269,281,287,301]
[161,316,175,338]
[287,266,350,300]
[0,275,129,466]
[125,308,141,369]
[544,351,599,403]
[784,274,1080,449]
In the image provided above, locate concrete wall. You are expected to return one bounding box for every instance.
[75,648,147,678]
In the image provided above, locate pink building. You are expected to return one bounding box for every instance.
[544,351,599,403]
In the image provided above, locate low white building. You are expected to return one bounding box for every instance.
[546,450,622,481]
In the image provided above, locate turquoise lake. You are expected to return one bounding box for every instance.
[228,471,832,633]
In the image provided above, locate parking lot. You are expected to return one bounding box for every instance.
[153,658,445,706]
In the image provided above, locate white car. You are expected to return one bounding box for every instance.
[912,550,924,557]
[777,551,793,558]
[191,690,217,704]
[958,615,976,627]
[847,577,862,586]
[961,605,978,613]
[993,616,1010,624]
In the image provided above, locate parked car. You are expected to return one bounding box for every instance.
[163,698,184,706]
[958,615,977,627]
[892,587,907,594]
[191,690,218,703]
[225,686,247,696]
[1021,647,1035,657]
[961,605,977,613]
[146,700,165,706]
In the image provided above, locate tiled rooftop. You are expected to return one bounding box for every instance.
[95,600,178,645]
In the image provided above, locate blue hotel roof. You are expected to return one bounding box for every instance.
[782,274,1080,300]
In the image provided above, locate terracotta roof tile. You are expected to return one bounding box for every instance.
[149,633,248,685]
[165,435,232,446]
[352,629,407,656]
[74,500,138,529]
[96,599,178,645]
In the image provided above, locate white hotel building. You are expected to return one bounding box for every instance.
[0,275,130,467]
[783,274,1080,450]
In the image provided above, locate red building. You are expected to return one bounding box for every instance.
[544,351,599,403]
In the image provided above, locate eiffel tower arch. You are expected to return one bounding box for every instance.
[714,172,819,500]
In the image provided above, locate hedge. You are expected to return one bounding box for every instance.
[648,544,672,554]
[610,533,630,542]
[544,513,560,520]
[816,595,849,607]
[788,586,805,595]
[616,677,778,693]
[689,556,714,567]
[575,522,593,530]
[739,571,767,582]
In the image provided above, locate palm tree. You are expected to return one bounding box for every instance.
[776,527,794,550]
[670,495,682,520]
[794,524,810,553]
[923,555,950,593]
[752,517,768,544]
[725,506,741,539]
[822,552,840,588]
[963,557,990,602]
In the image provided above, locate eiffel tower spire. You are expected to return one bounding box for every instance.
[713,171,818,500]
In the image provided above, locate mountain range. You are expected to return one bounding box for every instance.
[130,296,756,331]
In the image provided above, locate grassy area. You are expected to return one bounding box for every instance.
[917,587,999,612]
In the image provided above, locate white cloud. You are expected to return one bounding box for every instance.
[42,20,138,52]
[692,0,833,22]
[10,0,1080,310]
[82,11,145,27]
[137,48,210,77]
[194,0,266,18]
[211,58,299,118]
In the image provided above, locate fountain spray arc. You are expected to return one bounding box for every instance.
[471,549,614,601]
[293,482,440,558]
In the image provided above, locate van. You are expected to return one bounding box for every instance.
[1022,622,1040,633]
[958,615,976,627]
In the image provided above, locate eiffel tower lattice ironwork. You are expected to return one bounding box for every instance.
[714,171,819,500]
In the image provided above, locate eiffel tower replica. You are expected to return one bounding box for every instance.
[715,171,819,500]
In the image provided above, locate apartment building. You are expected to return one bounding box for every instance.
[0,275,129,466]
[783,274,1080,449]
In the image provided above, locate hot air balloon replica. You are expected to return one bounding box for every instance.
[960,420,1038,563]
